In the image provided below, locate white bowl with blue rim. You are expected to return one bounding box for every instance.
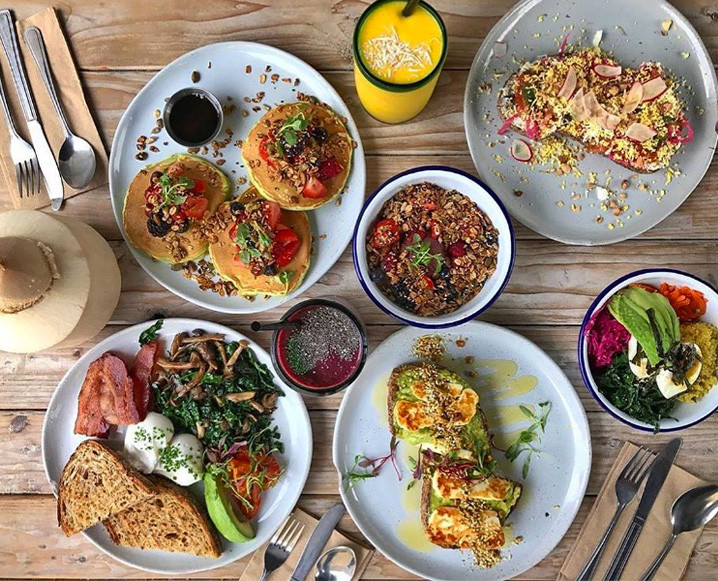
[352,166,515,328]
[578,268,718,432]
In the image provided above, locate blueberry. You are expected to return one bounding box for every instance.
[230,201,245,215]
[263,264,278,276]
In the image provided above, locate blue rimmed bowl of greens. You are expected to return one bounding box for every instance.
[579,269,718,432]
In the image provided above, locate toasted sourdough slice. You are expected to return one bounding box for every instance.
[387,361,490,458]
[103,476,221,558]
[420,459,522,563]
[497,48,688,174]
[57,440,156,536]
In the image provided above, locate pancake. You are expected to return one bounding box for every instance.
[208,187,311,296]
[122,154,230,264]
[242,102,353,210]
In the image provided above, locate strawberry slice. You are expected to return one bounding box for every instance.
[263,201,282,230]
[318,158,343,180]
[272,227,301,266]
[301,176,328,199]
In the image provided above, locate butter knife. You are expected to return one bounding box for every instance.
[603,437,682,581]
[0,10,63,210]
[291,503,345,581]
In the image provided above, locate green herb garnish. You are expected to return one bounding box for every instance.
[522,85,536,106]
[278,270,292,293]
[278,112,310,147]
[158,173,194,208]
[406,234,444,275]
[139,319,163,345]
[505,401,552,479]
[344,437,401,492]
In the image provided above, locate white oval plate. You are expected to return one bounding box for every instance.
[42,319,312,574]
[333,322,591,581]
[109,42,366,313]
[579,268,718,431]
[464,0,718,245]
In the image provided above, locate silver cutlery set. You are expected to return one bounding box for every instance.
[578,439,718,581]
[0,9,95,209]
[261,503,356,581]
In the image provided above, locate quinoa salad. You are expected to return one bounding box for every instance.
[365,182,499,317]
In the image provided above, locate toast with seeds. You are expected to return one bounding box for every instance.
[497,48,692,173]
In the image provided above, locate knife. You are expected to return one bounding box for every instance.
[0,10,63,210]
[603,437,682,581]
[291,503,345,581]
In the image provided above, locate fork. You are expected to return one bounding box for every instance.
[0,66,39,199]
[259,516,306,581]
[576,446,656,581]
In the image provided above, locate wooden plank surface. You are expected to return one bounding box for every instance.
[2,0,718,579]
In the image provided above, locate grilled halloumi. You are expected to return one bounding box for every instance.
[387,362,490,459]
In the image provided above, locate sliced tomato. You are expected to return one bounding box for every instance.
[371,219,400,249]
[228,449,282,520]
[318,157,343,180]
[183,196,209,220]
[272,227,301,267]
[191,179,206,194]
[301,176,328,199]
[263,201,282,230]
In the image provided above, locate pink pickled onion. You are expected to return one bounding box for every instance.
[498,114,519,135]
[559,33,570,54]
[668,118,694,145]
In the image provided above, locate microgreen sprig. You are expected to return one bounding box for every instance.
[158,173,195,208]
[278,113,310,146]
[406,234,444,275]
[505,401,552,479]
[344,436,401,491]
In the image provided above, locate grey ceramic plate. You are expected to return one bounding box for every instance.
[464,0,718,245]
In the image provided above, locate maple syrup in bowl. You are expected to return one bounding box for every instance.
[163,88,223,147]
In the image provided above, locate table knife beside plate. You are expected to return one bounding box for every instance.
[291,503,345,581]
[0,9,63,210]
[603,438,682,581]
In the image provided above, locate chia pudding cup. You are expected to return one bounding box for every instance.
[270,298,368,397]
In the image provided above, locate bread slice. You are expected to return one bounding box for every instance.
[103,476,221,558]
[57,440,156,536]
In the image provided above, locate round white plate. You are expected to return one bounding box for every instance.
[109,42,366,313]
[579,268,718,431]
[42,319,312,574]
[464,0,718,245]
[333,322,591,581]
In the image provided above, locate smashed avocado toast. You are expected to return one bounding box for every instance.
[387,361,522,568]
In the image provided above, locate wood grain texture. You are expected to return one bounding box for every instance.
[2,0,718,579]
[3,408,718,498]
[1,494,716,580]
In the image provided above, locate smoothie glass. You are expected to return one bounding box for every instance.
[353,0,448,124]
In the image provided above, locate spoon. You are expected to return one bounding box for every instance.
[315,545,357,581]
[402,0,420,17]
[639,484,718,581]
[24,27,96,190]
[251,320,298,332]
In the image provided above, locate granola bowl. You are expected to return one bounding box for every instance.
[353,166,515,328]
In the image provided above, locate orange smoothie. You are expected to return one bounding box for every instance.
[353,0,447,124]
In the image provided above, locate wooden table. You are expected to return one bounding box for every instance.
[2,0,718,578]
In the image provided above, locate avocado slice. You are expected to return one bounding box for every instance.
[608,287,679,366]
[204,472,255,542]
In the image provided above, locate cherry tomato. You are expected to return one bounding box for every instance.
[371,219,400,249]
[381,250,398,273]
[191,179,206,194]
[263,201,282,230]
[272,228,301,267]
[301,176,328,199]
[183,196,209,220]
[317,158,343,181]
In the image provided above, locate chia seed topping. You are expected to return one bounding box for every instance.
[286,306,361,374]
